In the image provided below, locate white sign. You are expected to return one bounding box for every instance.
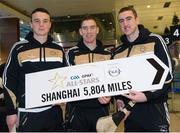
[25,53,169,108]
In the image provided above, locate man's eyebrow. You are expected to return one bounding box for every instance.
[32,18,40,21]
[126,16,133,19]
[119,16,133,20]
[32,18,50,21]
[82,25,96,27]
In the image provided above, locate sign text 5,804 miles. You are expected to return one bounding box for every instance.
[83,81,132,97]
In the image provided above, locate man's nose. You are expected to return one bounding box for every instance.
[87,28,92,33]
[39,21,44,26]
[123,20,128,26]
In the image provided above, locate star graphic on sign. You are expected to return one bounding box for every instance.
[48,73,67,90]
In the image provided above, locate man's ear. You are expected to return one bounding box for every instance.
[0,77,3,88]
[96,27,99,34]
[30,22,32,29]
[136,16,140,25]
[49,22,52,29]
[79,28,83,36]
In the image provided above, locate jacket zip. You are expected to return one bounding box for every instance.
[40,46,42,62]
[43,46,46,62]
[127,45,133,57]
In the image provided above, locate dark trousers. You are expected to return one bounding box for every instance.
[124,103,170,132]
[0,111,8,132]
[124,118,169,132]
[124,119,146,132]
[18,105,64,132]
[66,105,109,132]
[0,100,8,132]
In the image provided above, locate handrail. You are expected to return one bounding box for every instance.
[172,78,180,92]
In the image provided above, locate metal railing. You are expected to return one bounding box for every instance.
[170,78,180,113]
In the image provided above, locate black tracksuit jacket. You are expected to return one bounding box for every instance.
[3,32,67,115]
[65,39,112,131]
[66,39,112,108]
[112,25,173,131]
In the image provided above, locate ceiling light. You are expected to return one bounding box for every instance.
[153,26,158,29]
[20,20,24,24]
[157,16,163,21]
[128,5,134,8]
[147,5,151,8]
[163,2,171,8]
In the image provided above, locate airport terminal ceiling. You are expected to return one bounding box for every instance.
[0,1,180,45]
[0,0,180,35]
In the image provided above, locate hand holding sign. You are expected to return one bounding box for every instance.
[121,90,147,103]
[98,96,111,104]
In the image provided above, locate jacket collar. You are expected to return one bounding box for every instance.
[77,38,104,52]
[25,31,53,46]
[120,25,151,46]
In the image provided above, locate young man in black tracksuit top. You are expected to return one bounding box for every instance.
[3,8,65,132]
[112,7,173,132]
[65,15,112,132]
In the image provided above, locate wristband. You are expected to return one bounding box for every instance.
[124,101,135,111]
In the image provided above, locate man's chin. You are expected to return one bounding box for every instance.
[84,40,95,44]
[124,31,132,36]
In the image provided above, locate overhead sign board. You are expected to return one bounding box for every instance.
[163,25,180,46]
[25,53,169,108]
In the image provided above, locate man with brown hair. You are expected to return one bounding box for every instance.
[65,15,112,132]
[3,8,66,132]
[112,6,173,132]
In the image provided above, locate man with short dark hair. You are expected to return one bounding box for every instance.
[3,8,66,132]
[112,6,173,132]
[65,15,112,132]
